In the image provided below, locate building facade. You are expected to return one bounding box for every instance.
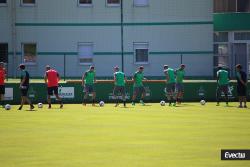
[0,0,213,78]
[214,0,250,77]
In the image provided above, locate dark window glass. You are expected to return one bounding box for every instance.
[214,0,236,13]
[214,32,228,42]
[0,44,8,63]
[0,0,7,4]
[22,0,35,4]
[107,0,120,4]
[237,0,250,12]
[79,0,92,4]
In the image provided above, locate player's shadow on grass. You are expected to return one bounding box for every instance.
[179,103,196,107]
[25,109,37,112]
[143,104,152,106]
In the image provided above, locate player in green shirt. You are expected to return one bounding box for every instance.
[82,66,96,106]
[216,66,230,106]
[132,66,147,106]
[164,65,176,106]
[175,64,185,104]
[113,66,127,107]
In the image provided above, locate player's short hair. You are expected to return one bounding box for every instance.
[236,64,242,70]
[218,66,222,70]
[139,66,144,69]
[164,65,168,69]
[90,66,95,70]
[181,64,185,68]
[19,64,25,70]
[46,65,51,70]
[114,66,119,70]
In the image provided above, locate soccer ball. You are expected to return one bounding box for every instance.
[5,104,11,110]
[160,100,166,106]
[38,103,43,108]
[99,101,105,107]
[200,100,206,105]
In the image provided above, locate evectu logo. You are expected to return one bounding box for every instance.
[221,150,250,160]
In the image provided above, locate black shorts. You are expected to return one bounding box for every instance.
[133,86,146,96]
[20,86,29,96]
[48,86,58,96]
[113,86,125,96]
[175,83,184,93]
[217,85,228,94]
[237,85,247,96]
[0,85,5,94]
[166,83,175,93]
[84,84,95,93]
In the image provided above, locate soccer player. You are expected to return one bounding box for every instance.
[175,64,185,104]
[164,65,176,106]
[44,65,63,109]
[0,62,6,108]
[132,66,147,106]
[216,66,230,106]
[18,64,34,110]
[235,64,247,108]
[113,66,126,107]
[82,66,96,106]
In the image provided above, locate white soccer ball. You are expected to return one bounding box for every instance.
[200,100,206,105]
[160,100,166,106]
[99,101,105,107]
[38,103,43,108]
[5,104,11,110]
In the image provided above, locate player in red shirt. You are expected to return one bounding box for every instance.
[44,65,63,109]
[0,62,6,107]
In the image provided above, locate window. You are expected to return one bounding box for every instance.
[22,43,37,64]
[106,0,120,6]
[21,0,35,6]
[134,43,149,64]
[214,32,228,42]
[214,44,229,67]
[0,43,8,63]
[237,0,250,12]
[0,0,7,6]
[214,0,250,13]
[134,0,149,6]
[78,0,92,7]
[234,32,250,40]
[78,43,93,65]
[214,0,236,13]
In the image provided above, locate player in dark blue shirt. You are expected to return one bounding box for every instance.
[235,64,247,108]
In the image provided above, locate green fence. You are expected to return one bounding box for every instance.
[3,82,250,104]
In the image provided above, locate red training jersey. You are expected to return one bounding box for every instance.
[46,69,59,87]
[0,68,6,85]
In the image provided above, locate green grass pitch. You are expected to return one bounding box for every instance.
[0,102,250,167]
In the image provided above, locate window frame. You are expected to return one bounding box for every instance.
[133,42,149,65]
[106,0,120,7]
[22,43,37,65]
[78,0,93,7]
[78,42,94,65]
[133,0,149,7]
[213,43,230,68]
[234,31,250,41]
[20,0,36,7]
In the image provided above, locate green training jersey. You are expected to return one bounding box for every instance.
[176,69,185,83]
[164,68,175,84]
[84,70,95,85]
[133,71,144,87]
[114,71,125,86]
[217,69,229,85]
